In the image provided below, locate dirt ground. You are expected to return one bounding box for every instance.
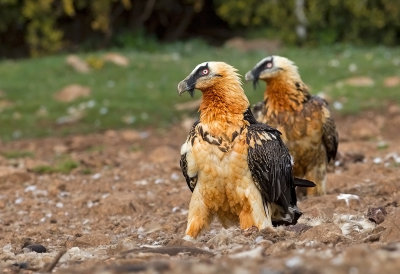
[1,106,400,274]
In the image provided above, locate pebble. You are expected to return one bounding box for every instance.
[170,172,180,181]
[337,193,360,206]
[56,202,64,208]
[25,244,47,253]
[92,173,101,180]
[285,256,303,268]
[367,207,387,224]
[373,157,382,164]
[12,262,28,269]
[255,236,264,244]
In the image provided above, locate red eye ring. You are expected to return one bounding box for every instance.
[202,69,209,75]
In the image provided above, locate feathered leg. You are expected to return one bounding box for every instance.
[239,185,272,230]
[185,187,211,239]
[305,162,326,196]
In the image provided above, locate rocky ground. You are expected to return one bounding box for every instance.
[1,106,400,274]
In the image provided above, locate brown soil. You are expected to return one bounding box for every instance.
[1,108,400,274]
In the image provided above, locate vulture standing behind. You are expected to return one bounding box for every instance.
[245,56,338,196]
[177,61,314,239]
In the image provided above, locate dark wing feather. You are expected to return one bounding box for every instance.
[322,115,338,162]
[180,154,197,192]
[308,97,339,162]
[244,109,301,225]
[180,121,199,192]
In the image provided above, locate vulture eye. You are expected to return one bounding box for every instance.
[201,69,209,75]
[265,61,273,69]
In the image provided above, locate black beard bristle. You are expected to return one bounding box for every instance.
[188,89,195,97]
[252,79,259,90]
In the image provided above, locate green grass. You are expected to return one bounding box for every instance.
[1,150,34,159]
[31,159,79,174]
[0,41,399,140]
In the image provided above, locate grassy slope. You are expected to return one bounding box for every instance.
[0,42,399,141]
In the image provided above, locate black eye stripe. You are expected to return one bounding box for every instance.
[185,63,210,90]
[263,58,273,68]
[195,64,209,76]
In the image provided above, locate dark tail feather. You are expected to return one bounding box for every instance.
[272,206,302,226]
[294,178,316,187]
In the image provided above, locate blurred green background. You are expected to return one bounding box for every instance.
[0,0,399,140]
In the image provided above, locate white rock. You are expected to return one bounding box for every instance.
[56,202,64,208]
[385,152,400,164]
[24,185,37,192]
[373,157,382,164]
[135,180,148,185]
[92,173,101,180]
[61,247,94,262]
[229,246,263,259]
[285,256,303,268]
[333,214,375,235]
[255,236,264,244]
[337,193,360,206]
[171,172,180,181]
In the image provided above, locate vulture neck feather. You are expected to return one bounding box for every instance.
[264,74,307,113]
[199,83,249,138]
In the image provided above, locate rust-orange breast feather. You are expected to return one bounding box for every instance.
[181,108,305,225]
[253,88,338,167]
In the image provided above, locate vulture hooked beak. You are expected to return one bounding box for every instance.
[177,80,195,97]
[245,70,260,89]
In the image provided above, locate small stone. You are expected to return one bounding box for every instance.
[54,84,91,102]
[336,193,360,208]
[373,157,382,164]
[12,262,28,269]
[384,76,400,87]
[92,173,101,180]
[56,202,64,208]
[103,53,129,67]
[344,76,374,87]
[66,55,90,73]
[25,244,47,253]
[285,256,303,268]
[367,207,387,224]
[381,242,400,252]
